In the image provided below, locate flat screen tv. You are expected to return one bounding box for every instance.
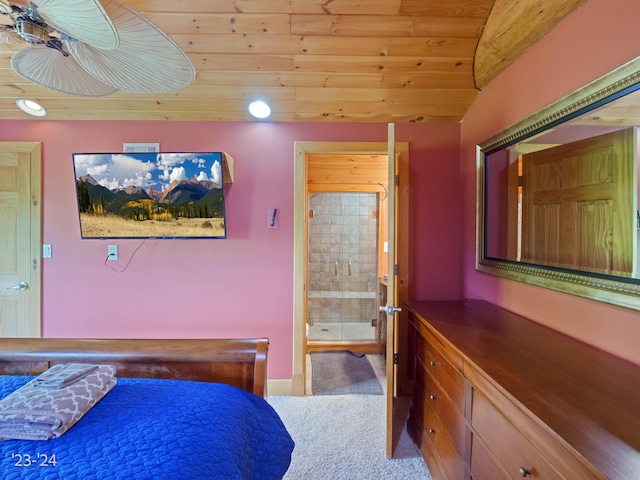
[72,152,226,239]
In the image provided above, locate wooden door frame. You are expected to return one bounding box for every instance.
[292,141,409,396]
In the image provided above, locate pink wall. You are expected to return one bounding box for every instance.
[461,0,640,366]
[0,120,461,379]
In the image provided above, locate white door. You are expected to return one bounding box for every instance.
[0,142,42,337]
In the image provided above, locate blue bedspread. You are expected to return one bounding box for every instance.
[0,376,294,479]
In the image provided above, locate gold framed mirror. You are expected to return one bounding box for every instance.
[477,56,640,311]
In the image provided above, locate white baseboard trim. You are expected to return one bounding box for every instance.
[267,379,294,396]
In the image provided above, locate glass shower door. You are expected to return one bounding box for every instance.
[307,192,378,344]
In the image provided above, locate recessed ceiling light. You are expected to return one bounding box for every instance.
[248,100,271,119]
[16,98,47,117]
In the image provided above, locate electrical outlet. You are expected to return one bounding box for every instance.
[107,244,118,261]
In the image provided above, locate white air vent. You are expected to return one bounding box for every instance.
[123,143,160,153]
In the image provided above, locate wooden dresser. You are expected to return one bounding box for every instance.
[405,300,640,480]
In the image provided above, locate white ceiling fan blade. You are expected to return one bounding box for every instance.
[0,0,13,15]
[67,0,195,93]
[0,28,27,45]
[33,0,118,50]
[11,46,118,96]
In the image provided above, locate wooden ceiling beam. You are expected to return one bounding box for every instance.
[474,0,587,88]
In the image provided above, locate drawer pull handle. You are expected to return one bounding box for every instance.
[428,428,436,434]
[429,395,437,400]
[519,467,532,477]
[429,361,437,366]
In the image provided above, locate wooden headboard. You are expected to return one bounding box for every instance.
[0,338,269,398]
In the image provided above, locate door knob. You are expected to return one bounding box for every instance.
[7,281,29,291]
[379,305,401,316]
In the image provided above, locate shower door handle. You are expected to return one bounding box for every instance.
[379,305,401,316]
[335,261,338,276]
[348,261,351,276]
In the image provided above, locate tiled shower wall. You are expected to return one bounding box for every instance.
[307,192,378,326]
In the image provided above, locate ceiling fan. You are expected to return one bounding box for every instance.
[0,0,195,96]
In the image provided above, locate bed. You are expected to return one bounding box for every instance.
[0,338,294,479]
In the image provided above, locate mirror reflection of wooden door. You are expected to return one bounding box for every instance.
[0,142,42,337]
[521,128,637,277]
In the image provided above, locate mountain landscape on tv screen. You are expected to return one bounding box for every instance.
[73,152,226,238]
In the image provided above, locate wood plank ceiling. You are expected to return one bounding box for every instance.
[0,0,586,122]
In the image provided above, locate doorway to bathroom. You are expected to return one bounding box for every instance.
[303,150,389,355]
[293,138,410,457]
[306,191,380,352]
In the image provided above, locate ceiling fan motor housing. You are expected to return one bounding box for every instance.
[15,16,49,44]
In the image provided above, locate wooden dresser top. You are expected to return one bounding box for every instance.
[405,299,640,479]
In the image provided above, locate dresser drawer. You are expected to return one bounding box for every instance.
[409,418,450,480]
[412,315,464,371]
[415,359,466,456]
[470,432,508,480]
[472,389,563,480]
[416,332,465,414]
[411,391,466,480]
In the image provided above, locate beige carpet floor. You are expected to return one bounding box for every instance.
[268,353,432,479]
